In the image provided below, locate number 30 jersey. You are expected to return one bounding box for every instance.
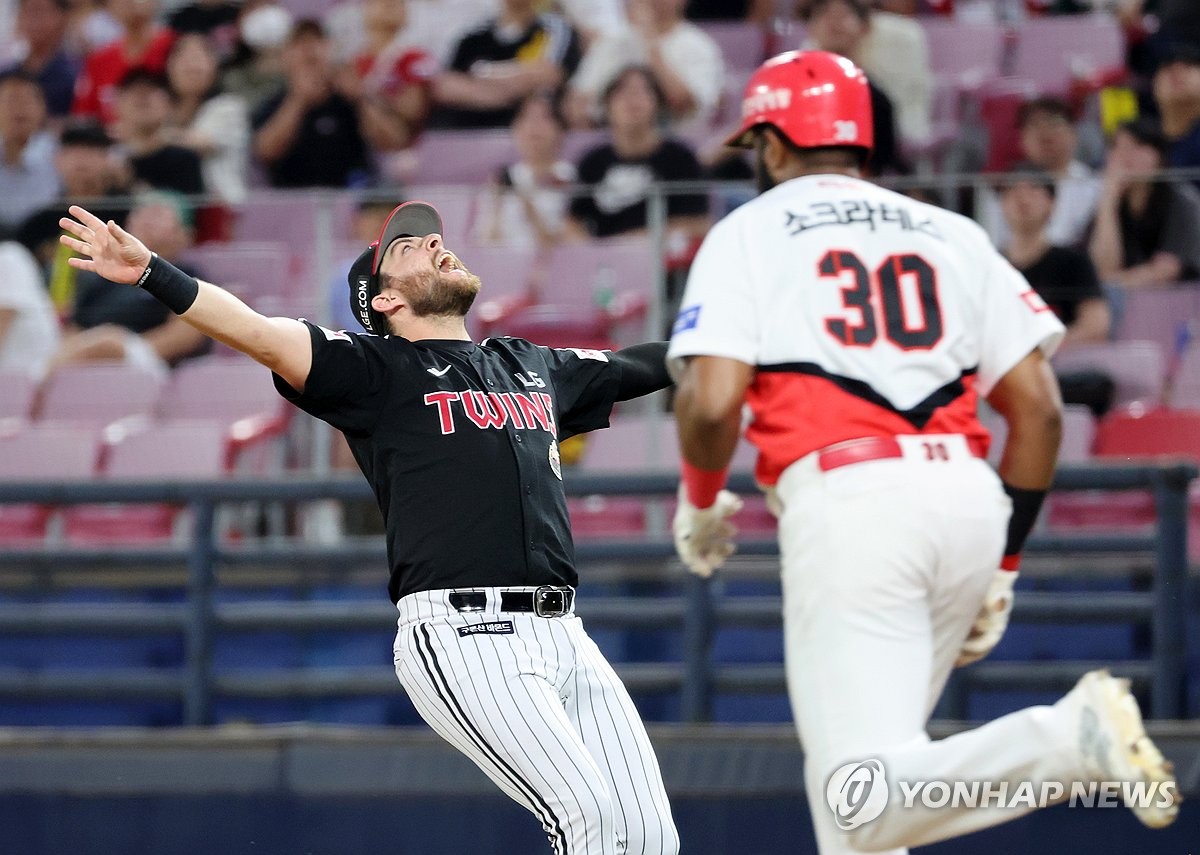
[667,174,1065,487]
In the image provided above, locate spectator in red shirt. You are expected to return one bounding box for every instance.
[345,0,434,157]
[71,0,176,127]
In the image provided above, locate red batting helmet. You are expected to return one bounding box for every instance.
[724,50,873,154]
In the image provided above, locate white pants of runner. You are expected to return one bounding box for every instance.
[774,435,1088,853]
[393,588,679,855]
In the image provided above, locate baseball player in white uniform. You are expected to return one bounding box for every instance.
[667,51,1179,853]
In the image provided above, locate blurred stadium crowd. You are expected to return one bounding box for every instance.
[1,0,1200,551]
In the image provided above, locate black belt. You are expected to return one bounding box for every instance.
[448,586,574,618]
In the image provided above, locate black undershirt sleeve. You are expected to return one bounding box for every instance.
[611,341,672,401]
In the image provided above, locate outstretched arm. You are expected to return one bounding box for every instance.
[59,205,313,391]
[610,341,671,401]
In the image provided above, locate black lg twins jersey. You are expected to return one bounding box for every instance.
[274,322,623,603]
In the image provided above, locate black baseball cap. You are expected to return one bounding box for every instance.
[370,201,443,275]
[347,200,444,335]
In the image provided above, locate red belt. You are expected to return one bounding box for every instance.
[816,436,985,473]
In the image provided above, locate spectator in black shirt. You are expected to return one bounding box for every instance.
[112,68,206,196]
[998,165,1109,346]
[568,65,708,240]
[51,191,208,375]
[431,0,582,129]
[1089,118,1200,290]
[1000,164,1115,415]
[251,18,374,188]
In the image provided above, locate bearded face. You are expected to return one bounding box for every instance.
[382,259,482,319]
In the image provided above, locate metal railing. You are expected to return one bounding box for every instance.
[0,462,1193,724]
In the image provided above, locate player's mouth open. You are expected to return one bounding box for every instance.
[437,253,465,276]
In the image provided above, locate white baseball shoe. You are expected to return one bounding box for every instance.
[1065,669,1180,829]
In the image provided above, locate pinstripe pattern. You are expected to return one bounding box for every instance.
[393,591,679,855]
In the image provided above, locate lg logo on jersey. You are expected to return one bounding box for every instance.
[516,371,546,388]
[424,390,557,436]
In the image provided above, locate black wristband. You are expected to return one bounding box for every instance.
[136,252,199,315]
[1002,482,1048,558]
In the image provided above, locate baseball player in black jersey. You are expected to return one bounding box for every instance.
[59,201,680,855]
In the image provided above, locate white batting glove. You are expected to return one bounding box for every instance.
[956,569,1018,667]
[673,486,743,578]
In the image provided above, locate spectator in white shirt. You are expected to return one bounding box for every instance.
[0,239,59,379]
[978,96,1102,250]
[564,0,723,129]
[166,33,250,204]
[0,70,58,239]
[473,92,576,248]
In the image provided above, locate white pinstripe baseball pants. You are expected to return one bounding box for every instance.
[393,588,679,855]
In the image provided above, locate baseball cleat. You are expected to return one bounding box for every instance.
[1069,669,1179,829]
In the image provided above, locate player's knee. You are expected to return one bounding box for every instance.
[622,813,679,855]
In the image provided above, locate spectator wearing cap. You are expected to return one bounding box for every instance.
[979,96,1102,250]
[1089,118,1200,290]
[50,191,208,376]
[998,165,1109,346]
[16,119,129,313]
[251,19,375,188]
[166,33,249,204]
[0,70,58,239]
[113,68,205,197]
[796,0,904,176]
[1153,44,1200,180]
[431,0,583,129]
[565,0,723,130]
[2,0,82,119]
[567,65,708,241]
[71,0,176,128]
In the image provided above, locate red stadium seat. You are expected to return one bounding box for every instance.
[0,425,102,544]
[408,130,517,184]
[158,356,284,427]
[977,77,1041,173]
[182,241,291,301]
[1093,408,1200,461]
[493,305,616,351]
[478,239,656,344]
[1047,409,1200,560]
[568,495,648,539]
[1171,349,1200,409]
[1010,15,1126,96]
[698,21,768,72]
[63,421,229,545]
[0,372,36,422]
[1053,341,1166,409]
[36,364,167,427]
[1117,287,1200,358]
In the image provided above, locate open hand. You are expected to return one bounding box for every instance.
[59,205,153,285]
